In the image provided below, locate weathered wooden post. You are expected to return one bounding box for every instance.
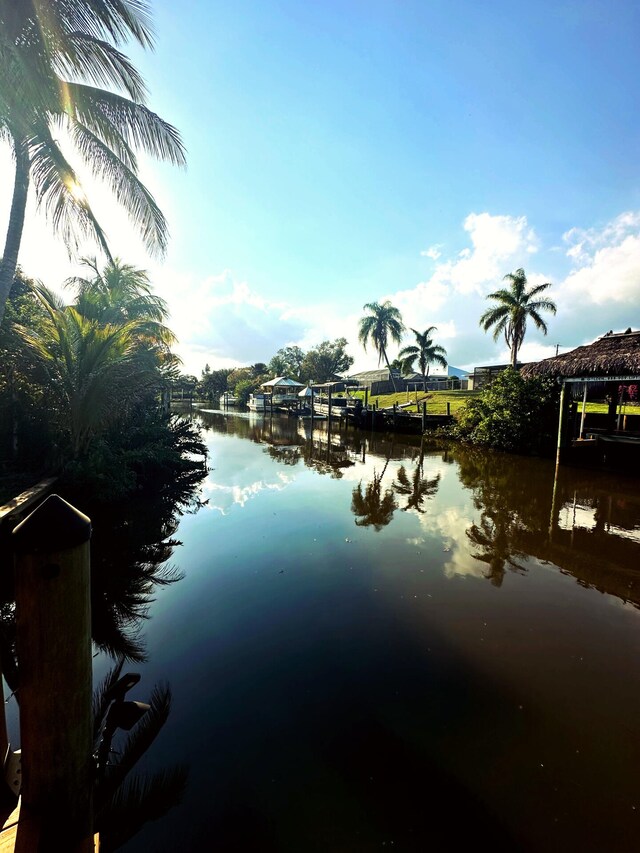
[555,381,572,467]
[12,495,93,852]
[392,403,397,429]
[364,388,369,410]
[579,383,588,438]
[422,402,426,432]
[446,401,451,417]
[328,387,332,422]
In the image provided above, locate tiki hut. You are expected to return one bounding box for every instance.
[521,329,640,381]
[522,329,640,463]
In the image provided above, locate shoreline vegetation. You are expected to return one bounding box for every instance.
[0,265,207,507]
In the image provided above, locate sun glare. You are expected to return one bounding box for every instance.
[68,180,86,203]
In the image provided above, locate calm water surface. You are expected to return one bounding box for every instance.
[117,410,640,852]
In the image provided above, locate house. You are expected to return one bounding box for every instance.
[349,366,469,394]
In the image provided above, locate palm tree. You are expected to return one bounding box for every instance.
[19,284,163,457]
[67,257,176,347]
[398,326,447,390]
[358,300,405,392]
[0,0,186,325]
[479,268,556,368]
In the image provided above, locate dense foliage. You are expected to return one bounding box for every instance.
[0,263,206,502]
[451,368,560,455]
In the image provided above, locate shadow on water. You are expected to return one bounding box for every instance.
[0,446,207,851]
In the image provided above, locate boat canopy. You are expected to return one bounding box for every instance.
[261,376,305,389]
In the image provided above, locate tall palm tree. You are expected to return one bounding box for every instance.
[358,300,405,392]
[398,326,447,390]
[0,0,186,325]
[479,268,556,368]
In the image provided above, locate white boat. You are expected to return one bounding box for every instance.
[219,392,238,407]
[247,393,269,411]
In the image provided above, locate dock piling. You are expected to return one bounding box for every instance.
[12,495,93,852]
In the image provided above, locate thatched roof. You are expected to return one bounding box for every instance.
[521,330,640,380]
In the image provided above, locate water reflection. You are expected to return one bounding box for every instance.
[351,463,397,530]
[121,408,640,851]
[197,409,640,606]
[392,440,441,514]
[89,502,185,661]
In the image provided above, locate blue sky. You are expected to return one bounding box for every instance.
[2,0,640,373]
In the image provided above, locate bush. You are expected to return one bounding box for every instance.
[451,368,560,455]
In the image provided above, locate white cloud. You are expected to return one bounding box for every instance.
[560,234,640,306]
[562,211,640,265]
[421,244,442,260]
[379,212,541,367]
[154,269,307,372]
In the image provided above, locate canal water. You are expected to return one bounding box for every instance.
[105,409,640,851]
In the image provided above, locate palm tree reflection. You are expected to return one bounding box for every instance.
[467,512,527,587]
[393,441,441,513]
[351,454,397,531]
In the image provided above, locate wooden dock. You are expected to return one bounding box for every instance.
[0,799,99,850]
[0,478,57,529]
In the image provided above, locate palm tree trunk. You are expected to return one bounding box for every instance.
[382,347,398,392]
[0,136,30,327]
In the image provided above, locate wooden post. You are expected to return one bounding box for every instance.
[617,385,624,431]
[446,401,451,417]
[364,388,369,410]
[555,382,572,467]
[579,383,588,438]
[393,403,397,429]
[328,387,332,422]
[12,495,93,852]
[606,381,617,432]
[310,388,315,428]
[422,402,426,432]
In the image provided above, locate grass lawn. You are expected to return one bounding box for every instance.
[583,402,640,414]
[348,389,480,414]
[343,391,640,417]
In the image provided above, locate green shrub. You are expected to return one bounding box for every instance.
[452,368,559,455]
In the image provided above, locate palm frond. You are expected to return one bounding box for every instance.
[96,765,188,849]
[53,32,148,101]
[93,657,125,741]
[27,122,112,257]
[67,82,186,166]
[70,122,170,255]
[99,681,172,803]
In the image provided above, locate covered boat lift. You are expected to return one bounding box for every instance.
[521,329,640,467]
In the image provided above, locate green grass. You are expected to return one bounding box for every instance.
[582,402,640,414]
[341,390,640,417]
[348,389,480,415]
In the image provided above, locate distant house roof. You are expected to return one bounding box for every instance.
[447,365,468,379]
[261,376,305,388]
[521,330,640,381]
[348,368,401,382]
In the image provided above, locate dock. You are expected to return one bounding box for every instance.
[0,800,99,850]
